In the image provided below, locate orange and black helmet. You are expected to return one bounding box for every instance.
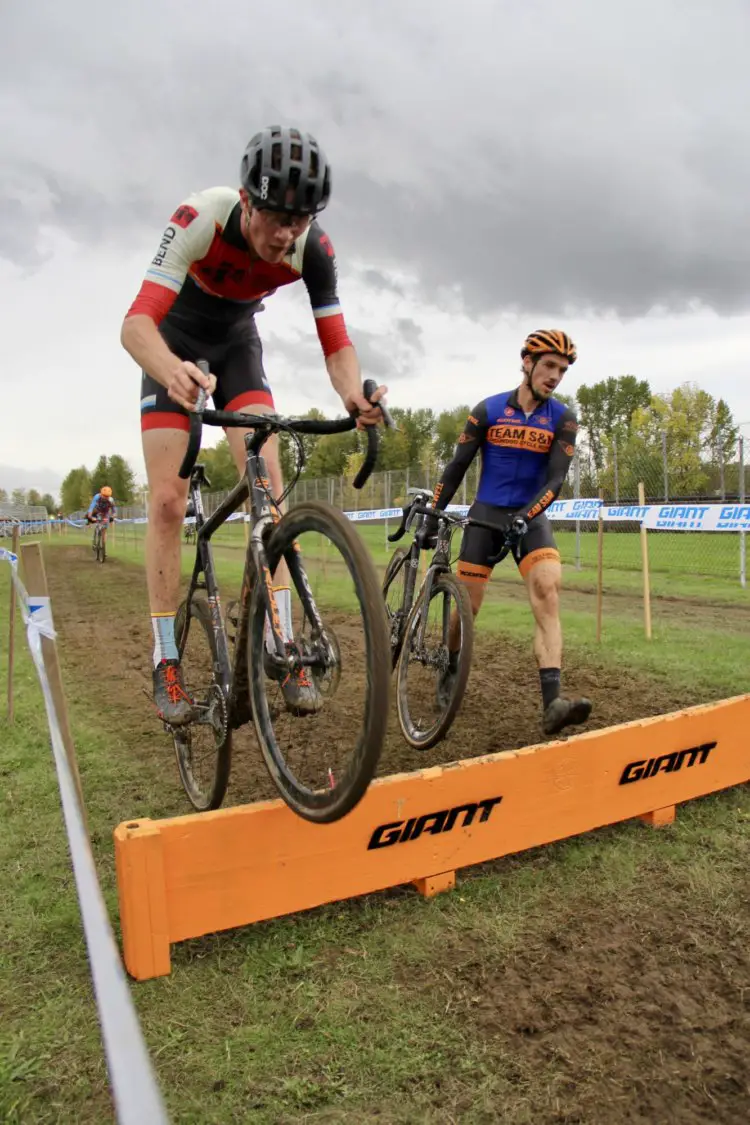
[521,329,577,365]
[100,486,113,498]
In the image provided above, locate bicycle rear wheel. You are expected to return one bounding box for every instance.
[396,571,473,750]
[382,547,410,669]
[248,500,390,823]
[173,595,232,811]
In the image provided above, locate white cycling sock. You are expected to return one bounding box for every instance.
[264,586,293,653]
[152,613,178,667]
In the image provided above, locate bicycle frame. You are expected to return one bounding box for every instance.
[180,425,331,724]
[388,497,514,652]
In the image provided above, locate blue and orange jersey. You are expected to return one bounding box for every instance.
[87,493,117,519]
[433,389,579,522]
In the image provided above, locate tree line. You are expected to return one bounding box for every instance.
[194,377,741,498]
[58,454,138,514]
[43,376,742,509]
[0,487,58,514]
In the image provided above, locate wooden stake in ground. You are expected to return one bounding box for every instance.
[7,525,20,723]
[20,541,89,829]
[596,495,604,644]
[638,482,652,640]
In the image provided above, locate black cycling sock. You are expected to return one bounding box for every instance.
[540,668,561,709]
[448,650,460,673]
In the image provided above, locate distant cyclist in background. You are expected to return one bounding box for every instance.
[421,330,592,737]
[86,486,115,555]
[86,486,117,545]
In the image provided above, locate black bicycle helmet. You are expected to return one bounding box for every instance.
[240,126,331,215]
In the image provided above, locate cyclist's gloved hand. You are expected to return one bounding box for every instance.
[504,516,528,549]
[417,514,439,550]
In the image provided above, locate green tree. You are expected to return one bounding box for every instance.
[26,489,43,507]
[610,383,722,500]
[40,493,57,515]
[90,455,110,495]
[576,376,652,471]
[108,455,137,503]
[378,425,411,470]
[390,407,435,467]
[61,466,92,513]
[11,488,26,506]
[201,439,240,491]
[433,405,472,465]
[0,488,7,502]
[306,430,358,477]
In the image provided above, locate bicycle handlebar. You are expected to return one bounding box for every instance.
[177,361,389,487]
[387,499,526,565]
[387,499,464,543]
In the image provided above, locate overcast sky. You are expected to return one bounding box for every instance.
[2,0,750,491]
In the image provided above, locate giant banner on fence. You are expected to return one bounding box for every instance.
[53,501,750,533]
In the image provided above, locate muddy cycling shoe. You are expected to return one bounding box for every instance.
[153,658,194,726]
[542,695,592,736]
[280,666,323,716]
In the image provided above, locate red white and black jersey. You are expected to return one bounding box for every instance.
[126,187,352,355]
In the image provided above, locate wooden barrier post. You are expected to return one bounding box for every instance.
[638,482,652,640]
[20,542,89,830]
[596,494,604,644]
[6,525,20,723]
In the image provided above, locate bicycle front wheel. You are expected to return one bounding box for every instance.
[396,571,474,750]
[248,501,390,823]
[173,595,232,811]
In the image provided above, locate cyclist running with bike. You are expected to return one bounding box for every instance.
[86,486,116,543]
[422,330,592,737]
[121,126,387,726]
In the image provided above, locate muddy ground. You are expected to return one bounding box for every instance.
[44,546,750,1124]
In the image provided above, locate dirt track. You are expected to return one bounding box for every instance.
[45,546,750,1124]
[46,545,715,810]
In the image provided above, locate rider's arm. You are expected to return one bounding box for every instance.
[86,494,99,516]
[432,403,489,511]
[517,408,579,523]
[120,196,214,388]
[301,224,365,408]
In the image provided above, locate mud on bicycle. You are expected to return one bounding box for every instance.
[170,362,393,824]
[382,490,523,749]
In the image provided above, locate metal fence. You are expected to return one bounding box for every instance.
[67,436,750,588]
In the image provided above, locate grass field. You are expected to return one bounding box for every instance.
[2,534,750,1124]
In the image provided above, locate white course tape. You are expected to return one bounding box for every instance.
[1,550,170,1125]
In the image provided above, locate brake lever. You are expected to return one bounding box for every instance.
[177,359,210,480]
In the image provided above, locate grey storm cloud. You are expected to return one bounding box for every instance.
[2,0,750,317]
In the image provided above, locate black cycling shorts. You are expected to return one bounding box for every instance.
[457,500,560,583]
[139,319,274,433]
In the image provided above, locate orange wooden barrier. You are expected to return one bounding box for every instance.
[115,695,750,980]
